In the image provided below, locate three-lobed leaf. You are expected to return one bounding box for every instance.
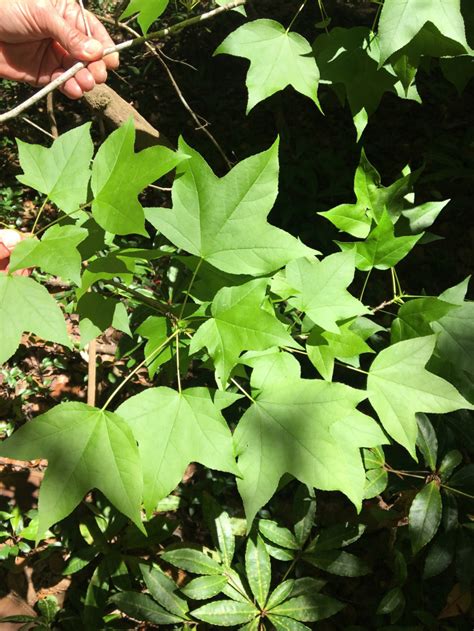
[121,0,169,34]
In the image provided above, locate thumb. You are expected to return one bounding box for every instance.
[44,11,103,61]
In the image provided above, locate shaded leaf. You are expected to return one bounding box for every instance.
[245,534,271,608]
[161,548,222,575]
[409,481,442,554]
[109,592,183,625]
[270,593,344,622]
[304,550,370,577]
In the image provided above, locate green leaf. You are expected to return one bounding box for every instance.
[190,279,298,387]
[62,547,98,575]
[319,150,416,234]
[293,486,316,547]
[202,494,235,566]
[137,316,173,378]
[391,297,456,343]
[314,28,398,140]
[245,533,271,608]
[221,568,251,603]
[181,575,228,600]
[215,19,319,113]
[17,123,93,213]
[307,321,373,381]
[37,596,59,623]
[161,547,222,576]
[216,0,246,15]
[0,274,70,365]
[259,519,299,550]
[401,199,450,232]
[364,467,388,499]
[367,336,473,456]
[409,481,442,554]
[121,0,169,34]
[283,252,368,334]
[438,450,462,481]
[416,413,438,471]
[432,302,474,376]
[241,349,301,391]
[307,522,366,552]
[377,0,469,64]
[77,251,136,297]
[109,592,183,625]
[290,577,327,597]
[0,402,143,537]
[77,293,131,347]
[234,378,387,526]
[9,225,88,284]
[376,587,405,616]
[192,600,258,626]
[268,616,312,631]
[337,211,422,272]
[269,593,344,622]
[423,531,455,578]
[449,464,474,490]
[303,550,370,577]
[91,119,185,235]
[140,564,188,618]
[117,387,238,514]
[265,580,295,610]
[148,138,313,275]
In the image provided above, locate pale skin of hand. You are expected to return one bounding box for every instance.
[0,229,29,275]
[0,0,119,99]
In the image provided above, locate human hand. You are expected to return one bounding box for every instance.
[0,230,29,275]
[0,0,119,99]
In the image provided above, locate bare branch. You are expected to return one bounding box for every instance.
[0,0,246,124]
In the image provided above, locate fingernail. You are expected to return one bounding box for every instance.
[84,40,102,57]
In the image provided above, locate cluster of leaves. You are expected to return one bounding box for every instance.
[0,0,473,628]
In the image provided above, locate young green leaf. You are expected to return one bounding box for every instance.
[438,450,462,481]
[363,467,388,499]
[269,593,344,622]
[307,522,366,553]
[245,533,271,608]
[121,0,169,34]
[202,495,235,567]
[409,481,442,554]
[402,199,450,232]
[376,587,405,616]
[391,297,456,343]
[215,19,319,113]
[265,580,295,610]
[432,302,474,376]
[91,118,185,235]
[109,592,183,625]
[303,550,370,577]
[293,486,316,547]
[367,336,473,457]
[337,211,422,271]
[284,252,368,334]
[140,564,189,618]
[416,413,438,471]
[0,275,70,365]
[377,0,469,64]
[137,316,173,378]
[190,279,299,387]
[234,378,387,526]
[161,548,223,575]
[117,387,238,514]
[147,138,313,275]
[181,575,228,600]
[191,600,258,626]
[268,616,312,631]
[0,402,143,537]
[258,520,299,550]
[314,27,397,140]
[77,293,131,347]
[9,225,88,284]
[241,349,301,391]
[17,123,93,213]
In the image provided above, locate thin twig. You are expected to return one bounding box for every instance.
[87,339,97,406]
[21,116,55,139]
[0,0,246,123]
[78,0,92,37]
[46,93,59,138]
[106,279,172,316]
[101,16,233,170]
[230,377,255,403]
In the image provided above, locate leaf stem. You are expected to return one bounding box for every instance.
[440,484,474,501]
[359,268,372,301]
[101,329,179,410]
[176,333,182,393]
[179,258,203,320]
[106,280,171,316]
[230,378,255,404]
[31,196,49,234]
[286,0,308,32]
[33,203,92,237]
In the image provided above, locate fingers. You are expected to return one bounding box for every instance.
[0,229,23,272]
